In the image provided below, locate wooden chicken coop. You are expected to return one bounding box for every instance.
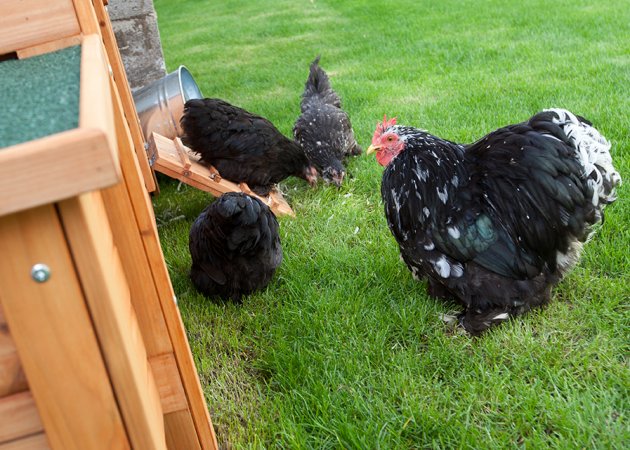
[0,1,218,449]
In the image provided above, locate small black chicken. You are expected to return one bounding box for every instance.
[188,192,283,301]
[181,98,317,196]
[293,56,362,187]
[368,109,621,335]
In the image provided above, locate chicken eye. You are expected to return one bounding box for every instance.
[387,135,394,142]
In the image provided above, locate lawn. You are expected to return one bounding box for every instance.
[152,0,628,448]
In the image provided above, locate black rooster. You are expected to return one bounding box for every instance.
[181,98,317,196]
[293,56,362,187]
[189,192,283,301]
[368,109,621,334]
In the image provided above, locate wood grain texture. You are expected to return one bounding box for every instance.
[149,353,188,414]
[59,192,167,450]
[16,35,82,59]
[0,128,120,217]
[0,0,80,55]
[79,34,119,169]
[164,410,202,450]
[0,205,129,450]
[0,432,49,450]
[0,304,28,397]
[0,392,43,444]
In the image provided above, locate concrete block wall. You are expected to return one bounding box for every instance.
[108,0,166,91]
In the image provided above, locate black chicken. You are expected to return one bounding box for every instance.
[293,56,362,187]
[181,98,317,196]
[188,192,283,301]
[367,109,621,334]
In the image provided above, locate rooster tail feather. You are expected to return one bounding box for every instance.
[545,108,622,207]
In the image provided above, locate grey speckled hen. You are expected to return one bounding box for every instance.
[293,56,362,187]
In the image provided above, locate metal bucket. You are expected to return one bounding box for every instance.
[133,65,203,140]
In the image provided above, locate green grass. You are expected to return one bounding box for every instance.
[152,1,629,447]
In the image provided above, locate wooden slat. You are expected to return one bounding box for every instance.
[0,128,120,217]
[16,35,82,59]
[0,0,80,55]
[0,392,43,444]
[0,433,49,450]
[71,0,99,35]
[0,304,28,397]
[164,410,202,450]
[150,132,295,217]
[101,79,173,357]
[114,93,219,450]
[90,0,157,192]
[149,354,188,414]
[59,192,167,450]
[79,34,119,169]
[0,205,129,450]
[159,299,218,450]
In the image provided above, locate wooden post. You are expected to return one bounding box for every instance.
[0,206,129,450]
[59,192,168,450]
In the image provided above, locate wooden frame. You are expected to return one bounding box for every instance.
[0,205,129,450]
[0,34,120,217]
[0,0,80,56]
[0,1,218,449]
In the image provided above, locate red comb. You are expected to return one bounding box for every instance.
[375,114,397,136]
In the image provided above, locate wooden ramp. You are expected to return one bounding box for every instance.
[149,132,295,217]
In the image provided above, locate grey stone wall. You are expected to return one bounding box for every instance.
[108,0,166,91]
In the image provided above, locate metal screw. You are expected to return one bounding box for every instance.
[31,264,51,283]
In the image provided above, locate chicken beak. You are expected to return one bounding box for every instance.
[366,144,380,155]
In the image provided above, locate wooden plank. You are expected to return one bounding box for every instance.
[0,0,80,55]
[90,0,158,192]
[150,132,295,217]
[16,35,82,59]
[59,192,167,450]
[101,82,174,357]
[70,0,99,35]
[149,353,188,414]
[0,305,28,397]
[161,305,218,450]
[0,348,27,399]
[0,128,120,217]
[79,34,118,169]
[164,410,202,450]
[0,205,129,450]
[114,111,219,450]
[0,392,43,444]
[104,94,219,447]
[0,433,50,450]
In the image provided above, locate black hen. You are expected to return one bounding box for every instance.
[181,98,317,196]
[293,56,362,187]
[189,192,283,301]
[368,109,621,335]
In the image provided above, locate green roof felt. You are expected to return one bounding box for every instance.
[0,45,81,148]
